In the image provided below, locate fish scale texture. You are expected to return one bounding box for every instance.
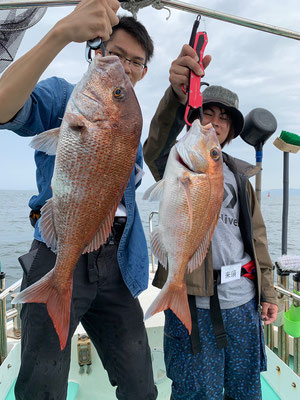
[47,55,142,272]
[146,122,223,332]
[156,122,223,279]
[13,55,143,349]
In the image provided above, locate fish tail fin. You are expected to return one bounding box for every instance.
[12,270,72,350]
[144,283,191,334]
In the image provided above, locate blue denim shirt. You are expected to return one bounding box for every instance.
[1,77,149,297]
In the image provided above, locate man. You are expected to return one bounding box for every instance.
[143,44,278,400]
[0,1,157,399]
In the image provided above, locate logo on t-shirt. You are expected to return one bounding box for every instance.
[223,183,237,209]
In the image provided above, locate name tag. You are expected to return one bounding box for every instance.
[221,263,241,284]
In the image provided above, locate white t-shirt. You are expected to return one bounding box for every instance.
[196,162,256,309]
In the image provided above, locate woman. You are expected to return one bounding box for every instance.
[143,44,278,400]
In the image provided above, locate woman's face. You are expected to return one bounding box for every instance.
[202,105,232,145]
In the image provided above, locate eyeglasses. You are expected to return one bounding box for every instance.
[106,50,146,72]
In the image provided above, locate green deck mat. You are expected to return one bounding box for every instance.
[4,375,282,399]
[261,375,281,400]
[5,380,79,400]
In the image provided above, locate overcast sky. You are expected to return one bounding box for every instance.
[0,0,300,194]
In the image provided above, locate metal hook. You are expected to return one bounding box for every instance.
[85,38,105,63]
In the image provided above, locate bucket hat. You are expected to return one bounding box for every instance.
[202,85,244,137]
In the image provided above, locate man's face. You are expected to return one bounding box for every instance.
[202,105,232,145]
[101,29,148,87]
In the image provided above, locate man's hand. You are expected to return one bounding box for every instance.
[55,0,120,46]
[169,44,212,104]
[261,302,278,325]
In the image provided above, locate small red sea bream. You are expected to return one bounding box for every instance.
[143,120,223,333]
[12,54,143,350]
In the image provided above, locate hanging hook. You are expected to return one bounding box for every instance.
[85,38,105,63]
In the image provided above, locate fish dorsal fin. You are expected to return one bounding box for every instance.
[142,179,165,202]
[82,206,117,254]
[150,228,168,268]
[39,198,58,252]
[29,128,60,155]
[187,212,220,273]
[179,176,193,234]
[64,112,87,130]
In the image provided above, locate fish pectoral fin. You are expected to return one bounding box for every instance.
[187,240,207,273]
[179,175,193,233]
[142,179,165,201]
[82,206,117,254]
[11,269,73,351]
[150,228,168,268]
[29,128,60,155]
[39,198,58,252]
[187,212,220,273]
[64,112,87,130]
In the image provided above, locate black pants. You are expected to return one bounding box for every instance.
[15,240,157,400]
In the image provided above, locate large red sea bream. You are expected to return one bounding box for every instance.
[144,121,223,333]
[12,54,143,350]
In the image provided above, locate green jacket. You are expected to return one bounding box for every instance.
[143,86,277,306]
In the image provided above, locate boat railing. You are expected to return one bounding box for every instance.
[0,276,22,365]
[148,211,300,376]
[266,279,300,376]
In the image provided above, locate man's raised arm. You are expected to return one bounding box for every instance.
[0,0,120,124]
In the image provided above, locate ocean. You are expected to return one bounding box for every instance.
[0,189,300,292]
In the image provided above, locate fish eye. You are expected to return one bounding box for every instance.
[113,87,125,99]
[210,148,220,160]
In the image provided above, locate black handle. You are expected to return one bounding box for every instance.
[188,15,200,47]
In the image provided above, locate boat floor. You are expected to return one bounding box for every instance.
[1,273,300,399]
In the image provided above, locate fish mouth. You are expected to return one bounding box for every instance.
[175,146,205,174]
[175,148,194,171]
[175,136,208,173]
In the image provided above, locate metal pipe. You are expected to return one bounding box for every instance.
[0,286,22,342]
[292,274,300,375]
[1,0,300,42]
[268,324,274,352]
[295,338,300,377]
[0,272,7,365]
[10,293,22,337]
[255,161,262,205]
[0,278,22,301]
[0,0,77,7]
[6,308,18,320]
[6,303,22,338]
[160,0,300,41]
[265,263,276,351]
[276,275,290,365]
[282,152,289,255]
[274,285,300,302]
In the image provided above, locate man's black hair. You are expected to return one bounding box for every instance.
[110,16,154,65]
